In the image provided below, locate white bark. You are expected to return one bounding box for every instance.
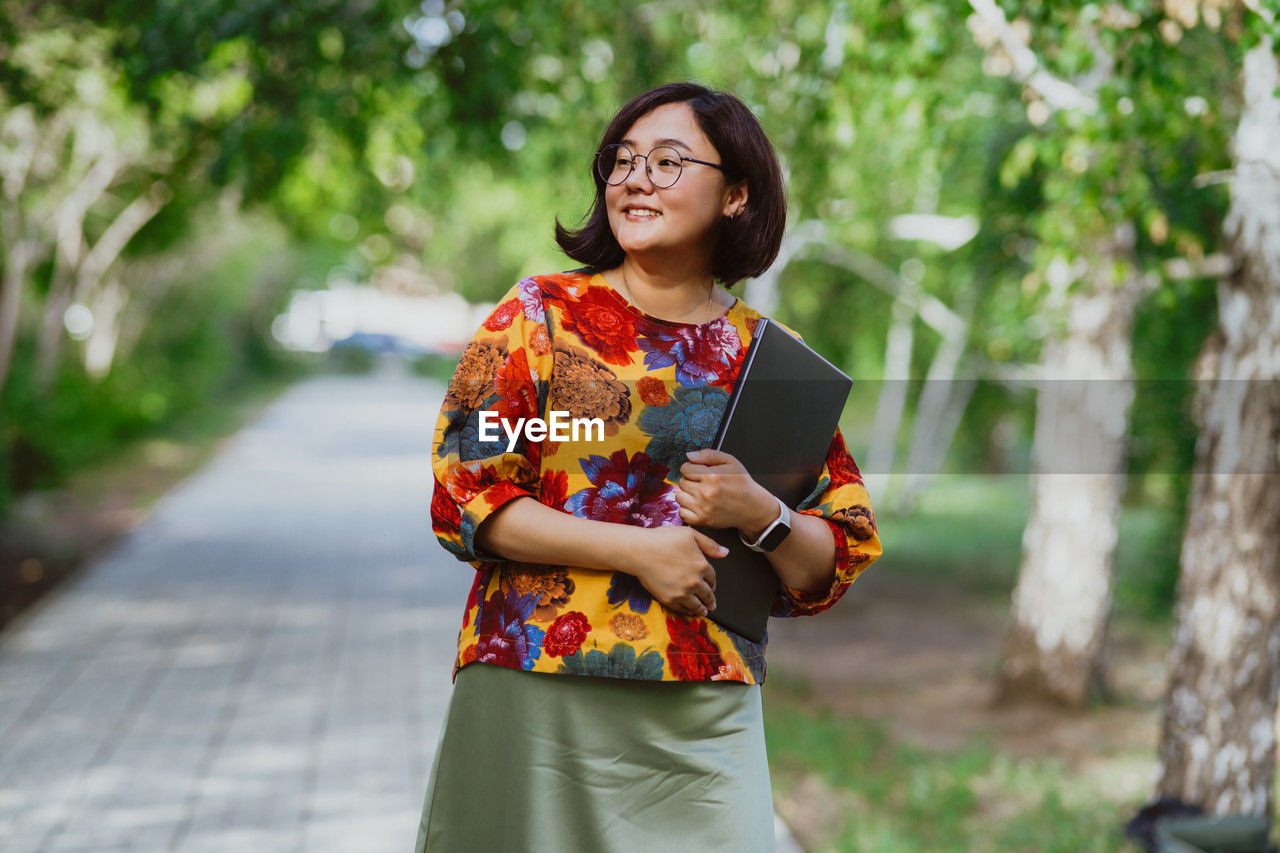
[897,310,975,510]
[83,276,126,379]
[1156,38,1280,818]
[864,292,915,498]
[0,105,42,398]
[35,150,124,389]
[998,225,1140,706]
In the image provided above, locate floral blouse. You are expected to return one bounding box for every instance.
[430,269,882,685]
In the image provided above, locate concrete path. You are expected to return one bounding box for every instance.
[0,367,803,852]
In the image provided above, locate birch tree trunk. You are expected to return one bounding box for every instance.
[897,309,975,512]
[0,106,41,401]
[996,225,1140,707]
[1155,39,1280,817]
[34,151,121,392]
[864,291,916,499]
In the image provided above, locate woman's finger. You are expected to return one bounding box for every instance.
[679,462,717,479]
[695,580,716,611]
[692,530,730,558]
[682,598,708,617]
[677,506,696,524]
[688,448,735,465]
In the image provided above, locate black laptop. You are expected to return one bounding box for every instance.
[695,319,853,642]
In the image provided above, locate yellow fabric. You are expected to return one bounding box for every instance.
[430,270,882,685]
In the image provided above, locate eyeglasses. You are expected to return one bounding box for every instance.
[595,144,725,188]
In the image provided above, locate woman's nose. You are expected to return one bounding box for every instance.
[623,156,656,191]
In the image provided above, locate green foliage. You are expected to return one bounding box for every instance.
[409,352,463,385]
[0,210,309,512]
[880,475,1183,619]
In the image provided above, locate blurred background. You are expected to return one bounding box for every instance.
[2,1,1278,851]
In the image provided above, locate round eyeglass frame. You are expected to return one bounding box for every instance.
[595,143,725,189]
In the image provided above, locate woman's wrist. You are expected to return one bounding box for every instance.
[738,485,783,541]
[602,524,647,577]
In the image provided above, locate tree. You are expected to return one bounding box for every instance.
[963,0,1235,705]
[1155,29,1280,817]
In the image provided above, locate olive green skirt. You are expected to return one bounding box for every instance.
[414,663,775,853]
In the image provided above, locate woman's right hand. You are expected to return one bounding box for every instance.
[617,526,727,618]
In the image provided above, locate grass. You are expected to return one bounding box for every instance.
[762,681,1131,852]
[758,474,1190,851]
[875,475,1181,623]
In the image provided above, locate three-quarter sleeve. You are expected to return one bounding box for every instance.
[770,427,882,617]
[431,277,554,564]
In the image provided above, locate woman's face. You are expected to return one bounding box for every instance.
[604,102,745,269]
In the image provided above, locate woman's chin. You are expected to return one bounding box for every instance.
[616,237,662,257]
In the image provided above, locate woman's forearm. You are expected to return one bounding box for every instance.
[739,489,837,596]
[476,492,835,598]
[474,496,637,573]
[764,513,837,594]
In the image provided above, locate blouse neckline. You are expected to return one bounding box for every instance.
[589,272,741,329]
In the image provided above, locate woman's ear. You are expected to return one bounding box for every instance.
[723,180,748,218]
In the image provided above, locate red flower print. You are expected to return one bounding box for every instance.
[444,460,493,505]
[538,272,585,303]
[560,286,640,365]
[431,479,461,535]
[484,297,521,331]
[540,469,569,510]
[826,432,864,485]
[460,573,484,629]
[665,615,725,680]
[637,376,670,406]
[493,347,538,422]
[544,611,591,657]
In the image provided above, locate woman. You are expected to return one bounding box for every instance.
[417,81,882,852]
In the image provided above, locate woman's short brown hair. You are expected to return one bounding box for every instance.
[554,82,787,288]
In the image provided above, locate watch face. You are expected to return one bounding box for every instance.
[759,520,791,552]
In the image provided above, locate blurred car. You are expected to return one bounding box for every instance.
[328,332,432,358]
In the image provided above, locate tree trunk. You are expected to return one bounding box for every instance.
[996,225,1140,707]
[1155,39,1280,817]
[82,276,126,379]
[34,151,120,393]
[897,308,975,512]
[864,290,916,498]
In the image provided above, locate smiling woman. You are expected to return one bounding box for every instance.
[416,81,881,853]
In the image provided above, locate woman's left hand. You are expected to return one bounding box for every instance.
[675,448,777,532]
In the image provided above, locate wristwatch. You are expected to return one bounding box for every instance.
[739,496,792,553]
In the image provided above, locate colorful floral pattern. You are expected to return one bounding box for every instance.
[565,449,679,526]
[638,385,730,481]
[431,270,882,684]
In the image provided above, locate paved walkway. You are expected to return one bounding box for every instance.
[0,367,802,852]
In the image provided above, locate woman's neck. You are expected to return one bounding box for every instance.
[613,257,724,323]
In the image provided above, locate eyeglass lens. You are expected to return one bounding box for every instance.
[597,145,684,188]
